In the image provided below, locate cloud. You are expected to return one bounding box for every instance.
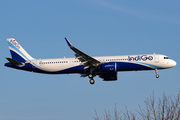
[95,0,180,24]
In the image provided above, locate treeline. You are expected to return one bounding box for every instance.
[93,91,180,120]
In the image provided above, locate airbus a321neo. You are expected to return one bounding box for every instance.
[5,38,177,84]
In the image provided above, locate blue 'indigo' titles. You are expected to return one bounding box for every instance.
[128,55,153,61]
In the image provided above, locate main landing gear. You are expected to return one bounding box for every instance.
[89,74,95,85]
[155,69,159,78]
[88,67,95,85]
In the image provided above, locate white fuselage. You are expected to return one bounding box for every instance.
[33,54,176,73]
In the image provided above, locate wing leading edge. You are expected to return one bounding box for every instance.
[65,38,101,70]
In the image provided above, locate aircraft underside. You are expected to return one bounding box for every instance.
[5,61,160,84]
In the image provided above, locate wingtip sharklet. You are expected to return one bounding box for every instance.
[65,38,73,47]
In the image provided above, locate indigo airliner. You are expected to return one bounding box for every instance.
[5,38,176,84]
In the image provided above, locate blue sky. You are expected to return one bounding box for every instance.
[1,0,180,120]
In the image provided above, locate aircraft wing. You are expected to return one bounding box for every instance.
[65,38,101,69]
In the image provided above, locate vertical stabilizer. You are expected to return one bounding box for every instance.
[7,38,34,62]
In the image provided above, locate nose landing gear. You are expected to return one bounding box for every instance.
[155,69,159,78]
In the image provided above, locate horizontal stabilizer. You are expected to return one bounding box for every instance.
[6,58,24,66]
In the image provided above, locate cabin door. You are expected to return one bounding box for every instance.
[70,59,74,66]
[154,54,159,63]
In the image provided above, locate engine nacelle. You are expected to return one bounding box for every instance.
[101,62,117,72]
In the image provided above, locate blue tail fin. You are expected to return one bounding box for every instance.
[7,38,34,62]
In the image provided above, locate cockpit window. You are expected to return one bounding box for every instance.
[164,57,169,59]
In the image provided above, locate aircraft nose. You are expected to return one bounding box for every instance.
[171,60,177,67]
[165,60,177,68]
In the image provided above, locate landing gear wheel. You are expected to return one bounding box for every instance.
[90,79,95,84]
[156,74,159,78]
[89,74,93,78]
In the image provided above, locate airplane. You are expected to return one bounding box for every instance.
[5,38,177,84]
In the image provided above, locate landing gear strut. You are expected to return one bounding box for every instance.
[155,69,159,78]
